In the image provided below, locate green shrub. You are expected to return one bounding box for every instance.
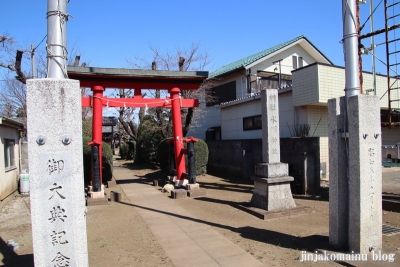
[119,143,129,159]
[126,141,136,159]
[82,136,114,186]
[102,141,113,182]
[157,138,208,176]
[82,119,92,138]
[157,139,174,174]
[193,139,208,175]
[136,115,163,164]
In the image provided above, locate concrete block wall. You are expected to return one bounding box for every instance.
[207,138,320,194]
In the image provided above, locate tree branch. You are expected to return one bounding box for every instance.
[15,50,27,84]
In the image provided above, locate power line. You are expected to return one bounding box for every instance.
[33,34,47,51]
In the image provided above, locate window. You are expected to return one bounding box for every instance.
[292,56,298,69]
[298,57,303,68]
[243,115,262,131]
[4,139,16,171]
[207,81,236,106]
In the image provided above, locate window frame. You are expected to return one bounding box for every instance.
[243,115,262,131]
[4,138,16,171]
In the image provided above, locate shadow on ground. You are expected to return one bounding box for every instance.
[0,237,33,267]
[117,200,302,251]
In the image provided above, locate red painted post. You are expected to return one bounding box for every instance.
[89,85,104,189]
[169,87,186,180]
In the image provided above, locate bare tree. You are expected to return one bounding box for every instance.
[127,43,216,138]
[0,32,89,119]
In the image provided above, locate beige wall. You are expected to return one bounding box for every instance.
[293,63,400,109]
[292,64,319,106]
[0,126,20,201]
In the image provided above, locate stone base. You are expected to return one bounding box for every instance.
[187,189,206,198]
[186,183,200,190]
[107,180,117,188]
[171,189,187,199]
[110,191,121,202]
[250,176,296,211]
[175,179,188,187]
[88,184,105,199]
[167,176,176,182]
[237,203,312,220]
[87,197,109,206]
[255,162,288,177]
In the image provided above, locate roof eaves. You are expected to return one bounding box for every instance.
[0,117,24,129]
[220,85,293,108]
[209,35,307,79]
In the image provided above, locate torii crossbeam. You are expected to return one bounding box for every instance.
[68,66,208,193]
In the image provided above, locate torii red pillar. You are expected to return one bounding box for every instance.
[169,87,186,181]
[89,85,104,192]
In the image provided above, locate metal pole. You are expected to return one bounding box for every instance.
[31,44,36,78]
[47,0,68,78]
[370,0,377,95]
[342,0,361,98]
[278,60,282,89]
[187,142,196,184]
[384,0,392,127]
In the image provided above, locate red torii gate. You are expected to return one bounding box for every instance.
[68,66,208,192]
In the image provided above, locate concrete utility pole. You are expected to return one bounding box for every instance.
[31,44,36,78]
[47,0,68,78]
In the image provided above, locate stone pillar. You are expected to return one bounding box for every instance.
[328,95,382,254]
[348,94,382,254]
[328,97,349,248]
[251,89,296,211]
[27,79,88,266]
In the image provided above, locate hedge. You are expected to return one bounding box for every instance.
[157,138,208,176]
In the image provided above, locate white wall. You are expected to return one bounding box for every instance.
[0,126,20,201]
[187,106,221,140]
[250,44,319,77]
[220,92,294,140]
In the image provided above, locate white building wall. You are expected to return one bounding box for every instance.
[305,106,329,177]
[250,44,318,76]
[220,92,294,140]
[188,106,221,140]
[0,126,20,201]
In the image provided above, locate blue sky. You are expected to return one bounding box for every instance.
[0,1,395,77]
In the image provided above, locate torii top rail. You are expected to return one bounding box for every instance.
[67,66,208,190]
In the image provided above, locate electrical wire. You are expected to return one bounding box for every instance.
[360,0,383,31]
[33,34,47,51]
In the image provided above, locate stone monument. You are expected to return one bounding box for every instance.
[328,95,382,254]
[27,79,89,266]
[251,89,296,210]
